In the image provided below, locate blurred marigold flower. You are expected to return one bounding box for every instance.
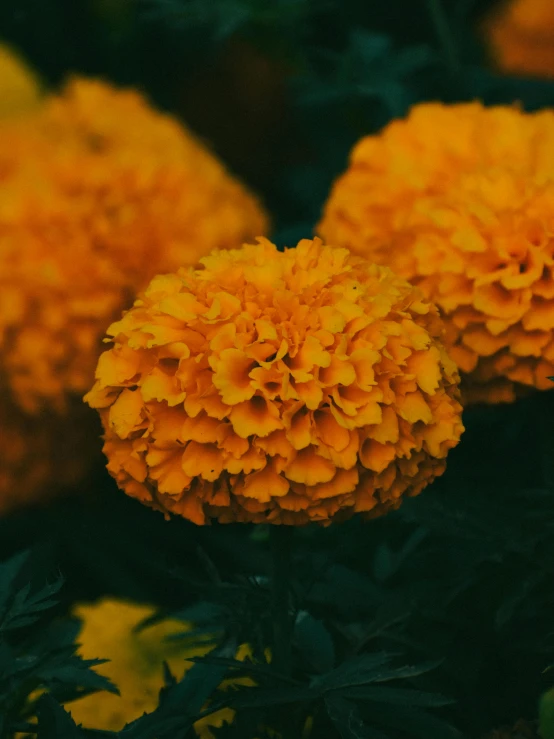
[0,42,42,117]
[319,103,554,404]
[86,237,463,526]
[0,77,268,414]
[67,598,261,735]
[485,0,554,79]
[0,77,267,512]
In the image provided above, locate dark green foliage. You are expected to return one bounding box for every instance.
[2,0,554,737]
[0,551,118,739]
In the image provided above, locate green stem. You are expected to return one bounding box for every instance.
[270,525,293,676]
[424,0,461,76]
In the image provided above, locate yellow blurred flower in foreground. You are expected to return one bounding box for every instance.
[319,103,554,404]
[0,76,267,513]
[86,237,463,525]
[66,598,246,735]
[0,42,41,117]
[485,0,554,79]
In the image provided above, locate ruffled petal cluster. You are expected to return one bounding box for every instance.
[319,103,554,404]
[0,76,267,511]
[86,237,463,525]
[485,0,554,79]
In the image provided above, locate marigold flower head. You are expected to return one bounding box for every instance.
[0,77,268,415]
[0,42,42,117]
[67,598,260,736]
[319,103,554,404]
[485,0,554,79]
[86,237,463,525]
[0,77,266,512]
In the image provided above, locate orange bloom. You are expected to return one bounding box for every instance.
[319,103,554,404]
[485,0,554,79]
[86,237,463,525]
[0,76,267,512]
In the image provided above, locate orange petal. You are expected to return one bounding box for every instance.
[238,464,290,503]
[230,396,283,438]
[211,348,256,404]
[147,446,192,495]
[285,447,336,485]
[181,442,224,481]
[360,439,397,473]
[108,389,145,439]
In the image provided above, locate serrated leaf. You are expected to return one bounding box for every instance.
[294,611,335,674]
[36,694,82,739]
[37,657,119,696]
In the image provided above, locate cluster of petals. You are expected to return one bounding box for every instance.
[86,237,463,526]
[485,0,554,79]
[319,103,554,404]
[69,598,236,735]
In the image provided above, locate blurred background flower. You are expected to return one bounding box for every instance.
[319,102,554,405]
[485,0,554,79]
[0,67,267,514]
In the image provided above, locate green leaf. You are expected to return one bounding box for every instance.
[1,577,64,632]
[221,684,316,709]
[0,551,29,620]
[326,695,389,739]
[362,702,463,739]
[339,686,454,707]
[294,611,335,674]
[312,653,394,691]
[36,694,83,738]
[37,657,119,696]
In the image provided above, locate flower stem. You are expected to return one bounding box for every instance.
[424,0,461,75]
[270,524,293,676]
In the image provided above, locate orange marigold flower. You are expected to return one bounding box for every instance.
[318,103,554,404]
[86,237,463,525]
[0,43,42,118]
[0,77,267,512]
[484,0,554,79]
[0,77,268,414]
